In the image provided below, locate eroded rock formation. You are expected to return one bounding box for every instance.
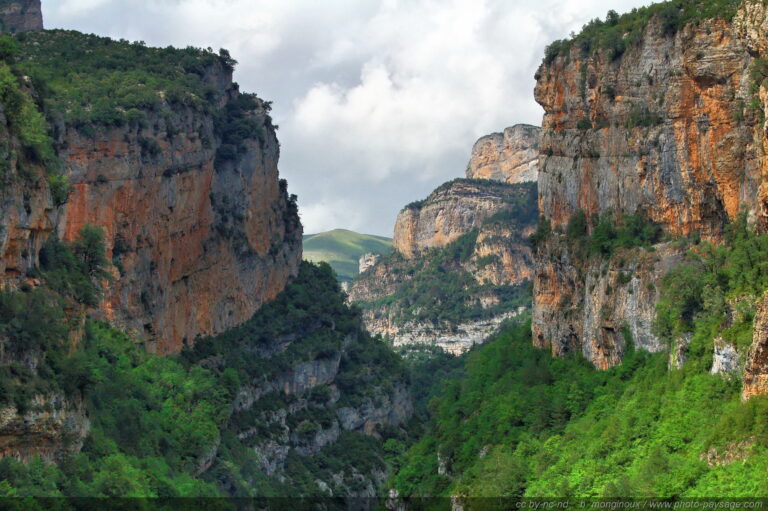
[743,292,768,400]
[466,124,540,184]
[53,63,302,355]
[61,88,299,353]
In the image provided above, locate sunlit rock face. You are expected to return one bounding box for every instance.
[533,2,768,369]
[55,62,302,354]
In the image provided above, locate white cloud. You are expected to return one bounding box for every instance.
[43,0,651,235]
[299,198,362,235]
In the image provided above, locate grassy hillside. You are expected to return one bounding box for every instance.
[303,229,392,283]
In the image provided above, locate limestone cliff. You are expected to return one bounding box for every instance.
[466,124,540,184]
[56,85,302,355]
[0,0,42,33]
[393,179,534,259]
[0,32,302,460]
[533,1,768,368]
[0,393,89,461]
[13,32,303,355]
[351,180,536,354]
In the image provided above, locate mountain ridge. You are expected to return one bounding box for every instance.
[303,228,392,283]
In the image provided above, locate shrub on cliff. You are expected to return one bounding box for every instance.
[541,0,744,65]
[16,30,232,126]
[654,212,768,355]
[39,226,110,307]
[561,209,662,260]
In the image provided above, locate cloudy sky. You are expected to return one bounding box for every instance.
[44,0,649,236]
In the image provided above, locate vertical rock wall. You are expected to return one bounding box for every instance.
[533,3,768,368]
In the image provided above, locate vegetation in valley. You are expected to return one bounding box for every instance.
[392,215,768,499]
[0,227,230,498]
[654,212,768,355]
[182,261,412,496]
[0,233,412,498]
[393,316,768,499]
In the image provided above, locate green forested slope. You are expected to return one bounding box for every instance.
[392,218,768,500]
[0,232,410,498]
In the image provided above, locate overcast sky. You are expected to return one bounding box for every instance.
[44,0,649,236]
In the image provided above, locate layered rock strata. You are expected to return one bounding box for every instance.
[393,179,534,259]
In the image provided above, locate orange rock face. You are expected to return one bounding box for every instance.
[533,3,768,368]
[743,292,768,400]
[55,67,302,354]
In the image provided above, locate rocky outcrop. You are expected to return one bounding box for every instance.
[337,383,412,435]
[711,337,740,375]
[232,342,412,488]
[198,263,413,496]
[359,253,381,275]
[393,179,534,259]
[0,0,42,33]
[743,292,768,400]
[466,124,540,184]
[0,393,89,461]
[363,308,526,355]
[533,240,683,368]
[351,180,537,353]
[53,60,301,354]
[533,2,768,368]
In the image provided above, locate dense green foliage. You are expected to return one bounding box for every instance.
[0,34,66,198]
[655,213,768,354]
[1,247,410,498]
[303,229,393,283]
[0,229,229,498]
[214,92,268,166]
[543,0,743,65]
[393,318,768,499]
[15,30,233,128]
[0,227,107,408]
[561,209,663,260]
[181,262,410,496]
